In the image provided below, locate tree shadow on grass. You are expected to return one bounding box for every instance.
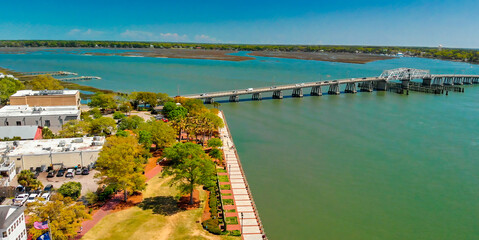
[138,196,183,216]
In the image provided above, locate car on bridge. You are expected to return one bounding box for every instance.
[247,88,254,91]
[270,86,277,89]
[200,93,208,96]
[232,90,237,93]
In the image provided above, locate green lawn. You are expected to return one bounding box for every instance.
[82,176,239,240]
[218,175,229,182]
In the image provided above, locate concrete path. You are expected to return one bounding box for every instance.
[218,111,266,240]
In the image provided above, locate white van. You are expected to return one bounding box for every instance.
[247,88,254,91]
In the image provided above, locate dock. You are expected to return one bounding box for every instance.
[20,71,77,76]
[218,111,266,240]
[57,76,101,81]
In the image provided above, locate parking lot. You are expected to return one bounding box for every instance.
[11,170,101,196]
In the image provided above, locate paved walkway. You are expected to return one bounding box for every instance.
[76,163,163,239]
[218,112,265,240]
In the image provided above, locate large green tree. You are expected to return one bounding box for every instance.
[59,120,91,138]
[0,77,24,104]
[57,182,82,200]
[90,117,116,135]
[17,170,43,191]
[27,194,90,240]
[139,120,176,149]
[95,136,146,201]
[162,142,216,204]
[88,93,118,110]
[27,75,64,90]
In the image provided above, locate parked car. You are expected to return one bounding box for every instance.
[75,168,82,175]
[26,193,38,203]
[44,184,53,192]
[16,185,25,193]
[13,194,29,206]
[56,169,65,177]
[47,170,57,178]
[65,169,75,178]
[81,168,90,175]
[40,192,51,202]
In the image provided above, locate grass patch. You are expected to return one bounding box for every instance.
[217,168,227,173]
[82,176,239,240]
[220,184,231,190]
[226,209,236,213]
[218,175,229,182]
[222,193,232,196]
[226,217,238,225]
[223,199,234,205]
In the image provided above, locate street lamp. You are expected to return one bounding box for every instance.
[241,212,244,234]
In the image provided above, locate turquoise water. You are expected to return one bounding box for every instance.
[1,50,479,239]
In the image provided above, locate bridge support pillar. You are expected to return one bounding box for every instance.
[229,95,239,102]
[374,80,388,91]
[432,77,444,86]
[359,81,373,92]
[473,77,479,84]
[252,93,262,101]
[345,83,357,93]
[328,84,340,95]
[463,77,472,85]
[444,77,454,85]
[422,78,432,86]
[401,80,410,90]
[272,90,283,99]
[204,98,214,104]
[292,88,303,97]
[310,86,322,96]
[454,77,464,85]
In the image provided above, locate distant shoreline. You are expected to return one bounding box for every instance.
[0,47,392,64]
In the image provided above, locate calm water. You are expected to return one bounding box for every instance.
[1,50,479,239]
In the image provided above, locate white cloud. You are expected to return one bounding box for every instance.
[194,34,219,43]
[68,28,104,37]
[120,30,188,42]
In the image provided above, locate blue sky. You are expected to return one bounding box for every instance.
[1,0,478,48]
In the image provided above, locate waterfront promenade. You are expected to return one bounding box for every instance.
[218,111,266,240]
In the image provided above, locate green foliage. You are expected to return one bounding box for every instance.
[209,148,223,160]
[119,101,133,113]
[130,91,158,109]
[41,127,55,139]
[161,101,177,118]
[226,217,238,225]
[89,107,102,119]
[26,194,90,240]
[84,191,98,205]
[59,120,90,138]
[202,218,222,235]
[27,75,64,90]
[1,136,22,142]
[88,93,117,109]
[218,175,229,182]
[0,77,24,104]
[156,92,173,105]
[90,117,116,135]
[97,185,116,201]
[229,230,241,236]
[138,130,152,148]
[118,115,144,130]
[113,111,126,120]
[168,106,188,120]
[95,136,146,201]
[139,120,176,149]
[58,182,82,200]
[80,111,93,121]
[18,170,43,191]
[116,130,129,137]
[162,142,216,204]
[182,99,207,115]
[220,184,231,190]
[207,138,223,148]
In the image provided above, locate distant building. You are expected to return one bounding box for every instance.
[0,126,43,140]
[0,137,104,170]
[9,90,80,107]
[0,105,80,132]
[0,205,27,240]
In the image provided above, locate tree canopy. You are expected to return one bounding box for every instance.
[27,194,90,240]
[90,117,116,135]
[139,120,176,149]
[27,75,64,90]
[95,136,146,201]
[57,182,82,200]
[88,93,117,109]
[17,170,43,191]
[162,142,216,204]
[0,77,24,104]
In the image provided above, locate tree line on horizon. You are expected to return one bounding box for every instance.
[1,40,479,63]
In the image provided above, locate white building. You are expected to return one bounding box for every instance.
[0,206,27,240]
[0,137,104,171]
[0,105,80,132]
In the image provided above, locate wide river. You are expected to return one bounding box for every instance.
[1,50,479,239]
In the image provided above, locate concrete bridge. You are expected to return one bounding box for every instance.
[181,68,479,103]
[58,76,101,81]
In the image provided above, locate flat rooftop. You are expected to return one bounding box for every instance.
[11,90,79,97]
[0,125,39,139]
[0,137,105,156]
[0,105,79,117]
